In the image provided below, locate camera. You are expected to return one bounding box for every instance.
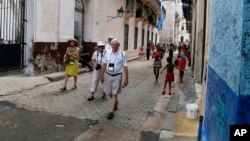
[95,64,101,70]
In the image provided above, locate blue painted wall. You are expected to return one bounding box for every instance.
[203,67,238,141]
[209,0,243,94]
[203,0,250,140]
[240,0,250,96]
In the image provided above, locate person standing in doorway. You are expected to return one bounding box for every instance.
[88,41,106,101]
[60,38,80,91]
[100,39,129,120]
[105,36,114,52]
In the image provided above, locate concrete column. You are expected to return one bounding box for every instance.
[190,2,196,72]
[34,0,60,42]
[137,20,143,47]
[128,17,135,50]
[200,0,211,116]
[193,0,205,83]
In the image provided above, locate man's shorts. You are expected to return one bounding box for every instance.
[104,73,122,95]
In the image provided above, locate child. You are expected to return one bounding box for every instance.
[161,57,178,95]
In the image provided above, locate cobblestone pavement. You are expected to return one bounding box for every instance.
[4,59,165,131]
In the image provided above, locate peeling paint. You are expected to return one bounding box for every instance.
[33,42,67,76]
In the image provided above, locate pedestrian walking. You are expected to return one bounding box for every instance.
[146,42,151,60]
[169,44,174,59]
[88,41,106,101]
[100,39,129,120]
[138,46,145,60]
[161,43,167,58]
[161,57,179,95]
[152,46,163,82]
[105,36,114,52]
[178,45,187,83]
[60,38,80,91]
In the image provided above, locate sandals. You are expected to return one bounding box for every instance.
[161,91,165,95]
[60,87,66,91]
[71,85,77,90]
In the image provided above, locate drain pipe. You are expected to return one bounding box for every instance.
[197,116,203,141]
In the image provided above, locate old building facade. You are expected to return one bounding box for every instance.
[0,0,165,76]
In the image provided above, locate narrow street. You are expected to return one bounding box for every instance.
[0,57,197,141]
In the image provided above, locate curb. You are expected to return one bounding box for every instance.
[44,57,139,82]
[128,57,139,62]
[44,68,90,82]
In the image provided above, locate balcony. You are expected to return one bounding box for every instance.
[141,0,166,18]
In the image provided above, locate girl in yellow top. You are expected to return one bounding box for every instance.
[60,38,80,91]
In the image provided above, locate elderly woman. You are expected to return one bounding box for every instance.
[60,38,80,91]
[152,45,163,82]
[88,41,106,101]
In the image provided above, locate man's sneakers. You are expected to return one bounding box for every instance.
[107,101,118,120]
[107,112,114,120]
[60,87,66,91]
[87,96,94,101]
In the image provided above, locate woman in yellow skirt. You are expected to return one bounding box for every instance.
[60,38,80,91]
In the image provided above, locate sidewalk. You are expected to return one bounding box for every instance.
[158,53,199,141]
[0,56,139,97]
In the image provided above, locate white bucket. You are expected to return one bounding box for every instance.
[186,103,199,119]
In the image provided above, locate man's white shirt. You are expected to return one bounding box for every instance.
[103,49,128,74]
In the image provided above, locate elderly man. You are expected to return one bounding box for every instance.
[100,39,129,120]
[105,36,114,52]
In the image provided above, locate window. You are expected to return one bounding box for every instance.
[181,36,184,43]
[124,24,129,50]
[126,0,134,14]
[142,29,145,46]
[134,27,138,49]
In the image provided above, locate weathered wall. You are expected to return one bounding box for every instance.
[208,0,243,93]
[33,42,67,76]
[193,0,205,83]
[161,1,175,43]
[200,0,211,116]
[32,0,74,75]
[240,0,250,96]
[203,0,250,141]
[24,0,35,75]
[204,66,238,141]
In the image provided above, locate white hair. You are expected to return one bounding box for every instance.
[111,38,119,44]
